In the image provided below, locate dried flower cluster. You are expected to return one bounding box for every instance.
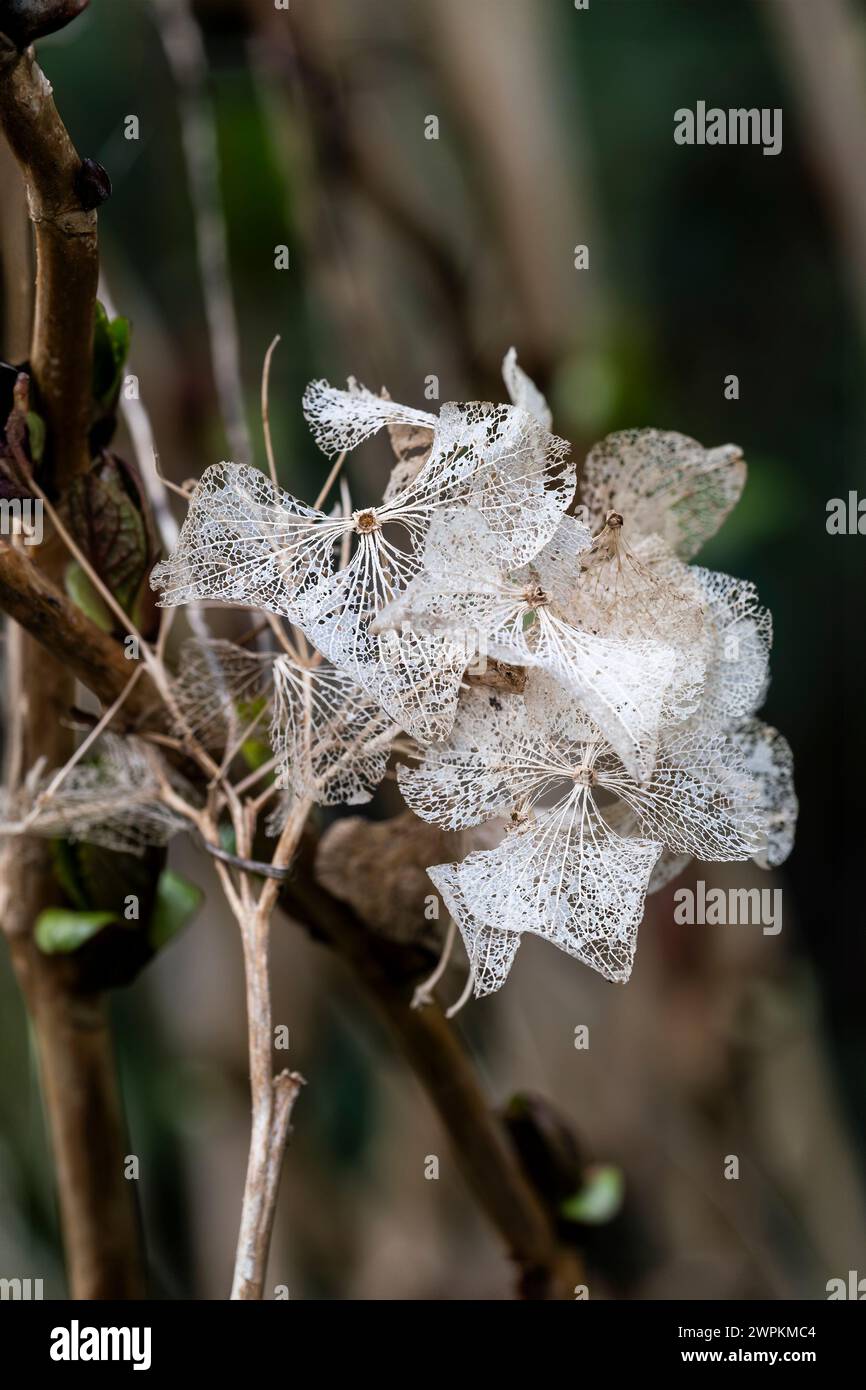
[4,350,796,1003]
[147,349,797,997]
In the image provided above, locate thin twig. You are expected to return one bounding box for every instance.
[154,450,194,502]
[35,664,144,807]
[412,914,457,1010]
[229,795,313,1299]
[234,753,278,798]
[314,448,348,511]
[445,966,475,1020]
[198,836,293,882]
[265,611,303,662]
[261,333,281,488]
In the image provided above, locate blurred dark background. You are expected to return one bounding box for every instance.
[1,0,865,1298]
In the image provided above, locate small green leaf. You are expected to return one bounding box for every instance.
[92,303,114,402]
[64,561,114,631]
[35,908,116,955]
[92,302,131,410]
[149,870,203,952]
[25,411,46,464]
[560,1165,624,1226]
[109,315,131,370]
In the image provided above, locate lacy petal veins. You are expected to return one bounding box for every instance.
[140,348,797,999]
[151,382,574,741]
[378,506,686,780]
[400,674,764,991]
[270,653,397,807]
[0,735,188,855]
[171,637,397,809]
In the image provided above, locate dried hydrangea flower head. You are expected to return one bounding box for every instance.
[144,347,796,1004]
[152,377,576,742]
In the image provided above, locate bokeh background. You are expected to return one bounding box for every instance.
[1,0,865,1299]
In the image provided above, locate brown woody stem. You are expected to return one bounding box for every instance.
[0,32,143,1297]
[0,39,98,488]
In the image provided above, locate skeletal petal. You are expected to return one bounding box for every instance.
[150,462,343,618]
[303,378,436,458]
[581,428,746,560]
[271,654,396,806]
[501,346,553,429]
[730,718,797,868]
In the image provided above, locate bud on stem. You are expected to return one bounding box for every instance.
[0,1,89,51]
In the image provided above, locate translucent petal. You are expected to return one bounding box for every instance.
[376,507,533,650]
[171,638,273,756]
[691,567,772,724]
[271,653,396,806]
[581,428,746,560]
[730,718,797,868]
[398,687,536,830]
[529,513,595,605]
[386,401,575,567]
[568,531,707,722]
[381,399,435,504]
[501,346,553,429]
[429,796,661,992]
[382,512,673,781]
[527,612,675,782]
[297,547,469,743]
[605,724,765,861]
[302,378,436,458]
[427,860,522,997]
[150,462,343,618]
[604,802,692,893]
